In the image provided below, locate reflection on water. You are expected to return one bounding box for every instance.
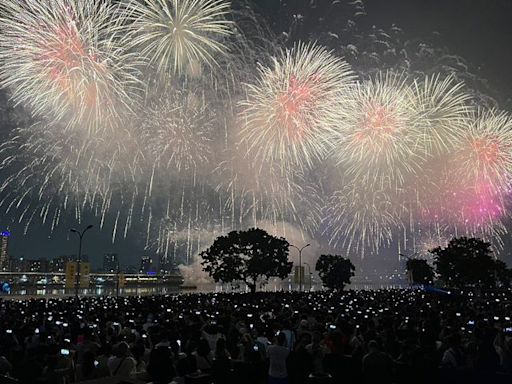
[3,277,408,298]
[7,285,180,298]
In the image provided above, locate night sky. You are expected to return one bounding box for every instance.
[1,0,511,269]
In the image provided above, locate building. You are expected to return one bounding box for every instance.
[49,255,72,273]
[125,265,138,274]
[0,231,10,271]
[28,258,49,273]
[9,257,26,272]
[140,256,154,274]
[103,253,118,273]
[159,253,172,274]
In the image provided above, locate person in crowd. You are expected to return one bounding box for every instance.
[280,321,296,352]
[306,331,328,377]
[441,333,464,370]
[267,332,290,384]
[362,340,394,384]
[193,338,214,373]
[2,289,512,383]
[95,343,113,377]
[288,332,312,384]
[147,339,176,384]
[212,337,232,383]
[107,341,137,378]
[76,350,100,382]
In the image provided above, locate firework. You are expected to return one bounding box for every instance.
[409,152,508,251]
[323,180,400,256]
[0,121,146,239]
[125,0,233,79]
[214,144,322,234]
[412,74,470,156]
[239,42,356,170]
[332,71,421,190]
[142,90,215,173]
[0,0,141,133]
[454,109,512,195]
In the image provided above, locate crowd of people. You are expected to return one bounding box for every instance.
[1,288,512,383]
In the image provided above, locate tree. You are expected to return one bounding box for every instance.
[431,236,507,288]
[315,254,355,290]
[405,258,434,285]
[200,228,292,293]
[495,260,512,288]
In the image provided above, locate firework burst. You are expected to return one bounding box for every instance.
[323,180,400,256]
[239,42,356,170]
[125,0,233,79]
[412,74,470,156]
[332,72,421,190]
[142,90,215,173]
[454,109,512,194]
[0,121,146,239]
[0,0,142,132]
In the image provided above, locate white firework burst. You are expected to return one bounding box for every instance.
[332,71,421,190]
[412,74,471,155]
[125,0,233,78]
[239,42,356,171]
[142,90,215,173]
[0,0,142,133]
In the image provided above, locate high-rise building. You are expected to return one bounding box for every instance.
[140,256,153,274]
[0,231,10,271]
[103,253,118,273]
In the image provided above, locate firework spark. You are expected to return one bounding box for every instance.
[0,0,142,132]
[332,71,421,190]
[125,0,233,79]
[142,90,215,173]
[239,42,356,170]
[454,109,512,195]
[0,121,146,240]
[323,180,400,256]
[214,144,322,234]
[412,74,470,156]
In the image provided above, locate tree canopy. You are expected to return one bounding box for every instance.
[431,236,509,288]
[315,254,355,290]
[200,228,292,293]
[405,258,434,285]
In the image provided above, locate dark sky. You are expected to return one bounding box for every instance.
[2,0,512,269]
[363,0,512,103]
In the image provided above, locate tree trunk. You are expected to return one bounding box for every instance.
[247,282,256,293]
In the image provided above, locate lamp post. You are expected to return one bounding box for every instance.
[116,257,120,298]
[303,262,312,291]
[70,225,93,299]
[290,243,310,292]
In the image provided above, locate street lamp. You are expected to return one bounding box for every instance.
[290,243,310,292]
[303,262,312,292]
[70,224,93,299]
